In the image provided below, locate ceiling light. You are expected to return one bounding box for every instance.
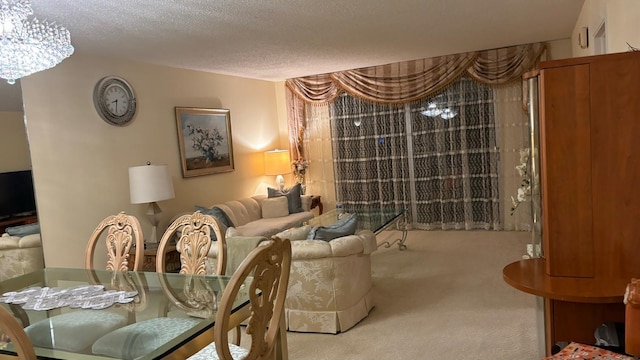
[0,0,74,84]
[440,108,458,120]
[421,103,442,117]
[421,102,457,120]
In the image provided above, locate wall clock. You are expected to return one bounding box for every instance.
[93,76,137,126]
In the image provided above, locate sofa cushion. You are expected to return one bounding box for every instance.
[276,225,312,241]
[235,211,313,238]
[261,197,289,219]
[268,183,303,213]
[308,213,357,241]
[193,206,230,241]
[215,198,262,227]
[5,222,40,237]
[195,205,233,227]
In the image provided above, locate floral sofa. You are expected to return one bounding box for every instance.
[203,193,314,238]
[0,232,44,281]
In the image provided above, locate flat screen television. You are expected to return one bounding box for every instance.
[0,170,37,219]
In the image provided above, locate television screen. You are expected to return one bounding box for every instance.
[0,170,37,219]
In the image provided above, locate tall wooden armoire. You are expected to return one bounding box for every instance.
[504,50,640,355]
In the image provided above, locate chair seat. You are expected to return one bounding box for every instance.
[24,310,127,352]
[188,342,249,360]
[92,317,202,360]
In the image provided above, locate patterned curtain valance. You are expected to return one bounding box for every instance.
[285,42,546,106]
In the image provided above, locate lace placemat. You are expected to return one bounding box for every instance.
[0,285,137,311]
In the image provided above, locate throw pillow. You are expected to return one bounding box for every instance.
[276,225,312,241]
[194,206,233,241]
[5,222,40,237]
[267,183,303,214]
[261,197,289,219]
[307,213,357,241]
[194,206,234,228]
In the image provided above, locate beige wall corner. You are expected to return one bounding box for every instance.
[571,0,640,57]
[0,111,30,172]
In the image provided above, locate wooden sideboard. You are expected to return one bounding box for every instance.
[504,51,640,355]
[0,215,38,234]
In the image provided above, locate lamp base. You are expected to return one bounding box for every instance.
[275,174,285,191]
[145,202,162,244]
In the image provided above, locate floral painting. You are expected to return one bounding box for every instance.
[175,107,234,177]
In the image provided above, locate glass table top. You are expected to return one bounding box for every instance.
[307,206,407,234]
[0,268,250,359]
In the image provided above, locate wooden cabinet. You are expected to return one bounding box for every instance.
[128,245,181,273]
[504,51,640,355]
[540,63,593,278]
[0,215,38,234]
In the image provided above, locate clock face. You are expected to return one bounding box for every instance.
[93,76,137,126]
[104,84,130,116]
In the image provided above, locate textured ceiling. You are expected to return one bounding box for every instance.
[0,0,584,111]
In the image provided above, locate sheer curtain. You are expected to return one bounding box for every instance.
[329,95,410,228]
[495,84,531,231]
[410,77,500,230]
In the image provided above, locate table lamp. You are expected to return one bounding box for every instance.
[128,163,175,244]
[264,149,291,191]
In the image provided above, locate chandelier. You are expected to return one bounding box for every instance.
[0,0,74,84]
[421,102,458,120]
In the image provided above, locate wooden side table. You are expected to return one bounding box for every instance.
[128,244,181,273]
[310,195,323,215]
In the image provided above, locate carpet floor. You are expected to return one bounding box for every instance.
[284,230,540,360]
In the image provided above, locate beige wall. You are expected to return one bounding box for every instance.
[572,0,640,56]
[0,111,31,172]
[21,54,285,268]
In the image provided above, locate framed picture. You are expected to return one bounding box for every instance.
[175,107,234,177]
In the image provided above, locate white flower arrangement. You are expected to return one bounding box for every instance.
[291,158,309,184]
[510,149,531,215]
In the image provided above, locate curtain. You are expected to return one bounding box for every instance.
[410,78,499,230]
[494,84,532,231]
[303,105,337,209]
[286,43,545,105]
[288,42,544,231]
[329,96,411,229]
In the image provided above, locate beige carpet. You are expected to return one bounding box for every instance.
[284,230,540,360]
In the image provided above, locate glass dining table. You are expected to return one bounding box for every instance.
[0,268,254,359]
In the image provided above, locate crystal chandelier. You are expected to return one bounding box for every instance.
[0,0,74,84]
[421,102,458,120]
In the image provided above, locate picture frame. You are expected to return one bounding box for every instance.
[175,107,234,177]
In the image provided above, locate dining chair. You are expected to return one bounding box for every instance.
[156,210,227,275]
[24,212,145,353]
[91,211,233,359]
[85,211,145,271]
[159,210,252,346]
[0,305,36,360]
[188,236,292,360]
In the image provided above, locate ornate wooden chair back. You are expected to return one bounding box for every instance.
[156,210,226,275]
[0,305,36,359]
[84,212,145,271]
[214,236,292,360]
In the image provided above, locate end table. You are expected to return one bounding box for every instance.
[128,243,181,273]
[310,195,323,215]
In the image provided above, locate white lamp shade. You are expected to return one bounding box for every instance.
[264,149,291,176]
[129,164,175,204]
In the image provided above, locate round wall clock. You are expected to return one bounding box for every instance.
[93,76,137,126]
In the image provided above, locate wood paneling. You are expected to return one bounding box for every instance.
[540,64,593,278]
[589,54,640,279]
